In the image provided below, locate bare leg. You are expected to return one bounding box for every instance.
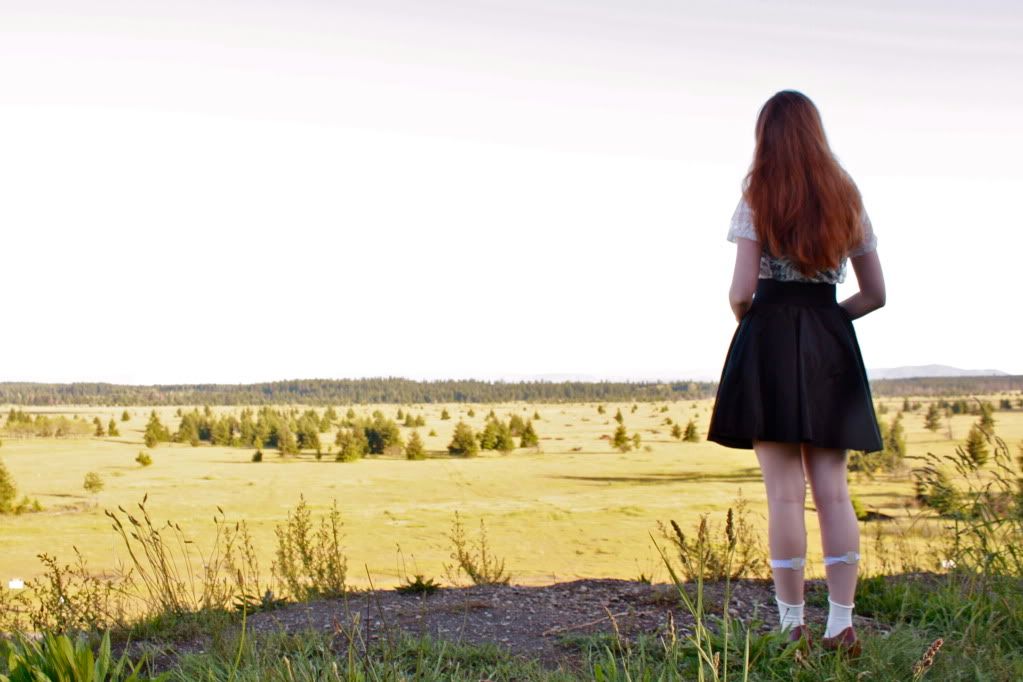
[802,445,859,605]
[754,440,807,605]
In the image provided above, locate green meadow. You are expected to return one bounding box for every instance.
[4,397,1016,591]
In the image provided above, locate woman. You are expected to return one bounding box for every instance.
[707,90,886,656]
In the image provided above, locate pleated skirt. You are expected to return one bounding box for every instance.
[707,279,883,452]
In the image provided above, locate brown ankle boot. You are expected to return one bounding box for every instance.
[822,625,861,657]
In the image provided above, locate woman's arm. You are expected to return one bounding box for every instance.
[729,237,761,322]
[840,249,886,320]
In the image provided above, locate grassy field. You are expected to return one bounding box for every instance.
[2,398,1020,591]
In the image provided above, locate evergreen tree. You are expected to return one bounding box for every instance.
[346,407,357,420]
[597,404,606,415]
[467,408,476,418]
[613,408,624,425]
[533,410,541,420]
[508,413,526,437]
[335,428,368,462]
[83,472,104,496]
[107,419,120,437]
[520,420,539,448]
[135,451,152,467]
[965,423,990,467]
[0,458,17,514]
[883,413,907,467]
[441,408,451,420]
[671,423,683,440]
[979,402,996,431]
[403,412,416,427]
[924,403,942,432]
[631,432,642,449]
[448,422,479,457]
[121,410,131,422]
[405,431,426,460]
[396,408,405,420]
[144,411,171,448]
[683,419,700,442]
[611,424,631,453]
[252,449,263,462]
[93,416,105,437]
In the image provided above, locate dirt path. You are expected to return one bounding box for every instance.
[228,575,884,672]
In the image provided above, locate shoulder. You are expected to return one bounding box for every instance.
[727,197,758,243]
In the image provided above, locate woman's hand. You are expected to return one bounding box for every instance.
[729,237,761,322]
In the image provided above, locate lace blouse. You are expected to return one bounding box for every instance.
[726,198,878,284]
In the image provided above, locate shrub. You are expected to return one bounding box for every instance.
[0,457,16,513]
[448,422,479,457]
[443,511,510,585]
[83,471,104,495]
[405,430,426,460]
[683,418,700,442]
[656,493,767,581]
[611,424,631,452]
[335,428,368,462]
[107,418,120,437]
[135,451,152,467]
[924,403,942,432]
[519,420,539,448]
[0,630,160,681]
[440,408,451,420]
[252,449,263,462]
[273,495,347,601]
[121,409,131,421]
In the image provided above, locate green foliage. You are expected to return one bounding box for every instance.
[924,403,942,432]
[107,419,119,437]
[613,408,624,424]
[0,457,16,513]
[440,408,451,420]
[273,495,347,601]
[507,413,526,436]
[93,416,105,437]
[334,428,368,462]
[532,410,540,420]
[466,407,475,417]
[3,409,93,439]
[251,449,263,462]
[656,493,767,582]
[83,472,104,495]
[670,423,683,440]
[121,409,131,422]
[611,424,631,452]
[850,494,869,521]
[404,430,426,460]
[443,511,510,586]
[979,401,996,430]
[0,630,164,682]
[143,411,171,449]
[394,574,441,595]
[683,418,700,442]
[597,404,606,415]
[135,451,152,467]
[965,423,990,466]
[477,417,515,453]
[519,420,539,448]
[448,421,479,457]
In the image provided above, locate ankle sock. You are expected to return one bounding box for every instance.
[775,596,805,631]
[825,597,854,638]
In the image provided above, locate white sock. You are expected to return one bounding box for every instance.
[825,597,854,637]
[775,596,805,631]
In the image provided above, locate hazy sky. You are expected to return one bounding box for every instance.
[1,0,1021,383]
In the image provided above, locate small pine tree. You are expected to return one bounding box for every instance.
[441,408,451,420]
[83,472,104,496]
[671,423,683,440]
[924,403,942,432]
[467,408,476,418]
[93,417,105,437]
[448,422,479,457]
[135,451,152,467]
[108,419,120,437]
[613,408,624,425]
[611,425,631,453]
[597,405,606,415]
[533,410,540,420]
[631,432,641,449]
[979,402,996,431]
[252,449,263,462]
[396,408,405,420]
[0,458,17,514]
[428,428,437,437]
[683,419,700,442]
[121,410,131,422]
[965,423,990,467]
[405,431,426,460]
[520,420,539,448]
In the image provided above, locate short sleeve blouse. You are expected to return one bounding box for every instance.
[726,197,877,284]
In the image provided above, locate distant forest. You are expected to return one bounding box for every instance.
[0,375,1020,406]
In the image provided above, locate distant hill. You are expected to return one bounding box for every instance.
[868,365,1008,380]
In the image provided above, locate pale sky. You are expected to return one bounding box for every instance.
[1,0,1021,384]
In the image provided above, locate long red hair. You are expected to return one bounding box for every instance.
[743,91,864,275]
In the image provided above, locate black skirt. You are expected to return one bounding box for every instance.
[707,279,883,452]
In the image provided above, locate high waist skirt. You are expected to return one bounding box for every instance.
[707,279,883,452]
